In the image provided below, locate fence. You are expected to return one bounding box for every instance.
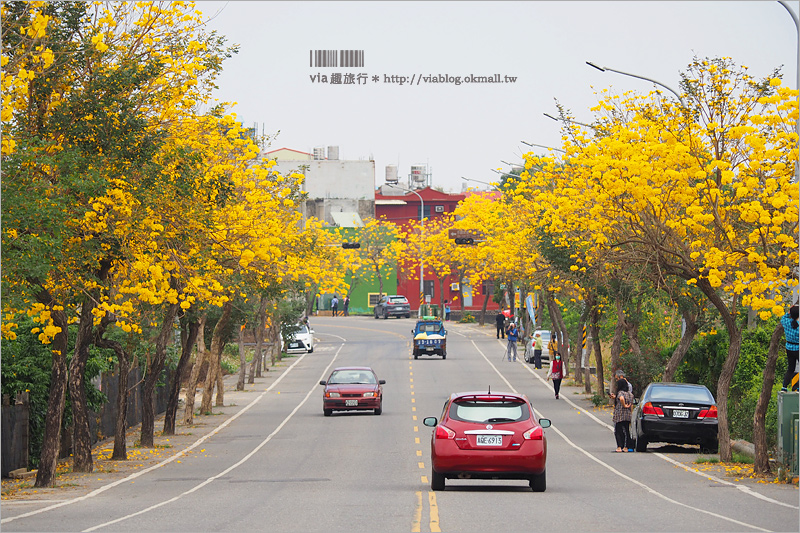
[1,368,172,476]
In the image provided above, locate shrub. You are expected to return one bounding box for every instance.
[459,313,475,323]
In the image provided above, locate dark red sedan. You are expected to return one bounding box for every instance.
[319,367,385,416]
[423,391,550,491]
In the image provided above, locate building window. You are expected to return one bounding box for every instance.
[417,205,431,219]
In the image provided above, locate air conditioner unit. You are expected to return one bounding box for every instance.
[434,205,444,213]
[450,283,460,291]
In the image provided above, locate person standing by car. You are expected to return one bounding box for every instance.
[343,295,350,317]
[495,310,506,339]
[781,304,799,391]
[506,322,519,362]
[444,300,451,321]
[547,352,564,399]
[610,378,634,452]
[532,332,543,369]
[331,295,339,317]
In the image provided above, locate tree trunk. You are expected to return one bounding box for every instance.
[610,299,625,394]
[95,315,131,460]
[591,305,605,398]
[753,322,784,474]
[34,302,70,488]
[201,300,233,414]
[479,282,491,326]
[163,317,199,435]
[249,296,268,383]
[237,325,246,390]
[183,313,208,426]
[216,356,225,407]
[67,296,97,473]
[663,312,699,382]
[698,278,742,462]
[141,298,180,448]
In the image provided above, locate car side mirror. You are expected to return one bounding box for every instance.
[319,381,327,386]
[633,398,639,405]
[378,379,386,385]
[423,417,438,427]
[538,418,551,428]
[412,330,415,334]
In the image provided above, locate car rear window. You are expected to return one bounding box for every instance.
[450,400,529,423]
[328,371,376,385]
[389,297,408,303]
[649,386,713,403]
[418,323,442,333]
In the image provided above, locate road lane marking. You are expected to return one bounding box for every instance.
[428,492,441,532]
[417,450,422,456]
[499,339,799,511]
[79,341,349,532]
[471,340,771,533]
[418,462,425,469]
[0,342,327,527]
[415,437,420,444]
[412,491,422,532]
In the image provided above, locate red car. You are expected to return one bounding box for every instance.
[319,367,385,416]
[422,391,551,492]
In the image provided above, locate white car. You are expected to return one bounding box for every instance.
[284,323,315,354]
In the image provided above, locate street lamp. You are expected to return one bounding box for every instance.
[461,176,501,191]
[386,184,425,313]
[586,61,688,110]
[521,140,566,154]
[543,112,596,130]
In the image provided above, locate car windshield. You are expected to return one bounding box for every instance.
[450,400,529,423]
[296,325,309,334]
[328,371,376,385]
[649,386,713,403]
[389,297,408,303]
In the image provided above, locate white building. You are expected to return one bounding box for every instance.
[261,146,374,226]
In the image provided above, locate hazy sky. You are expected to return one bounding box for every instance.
[198,1,798,193]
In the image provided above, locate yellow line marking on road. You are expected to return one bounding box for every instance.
[414,426,418,432]
[410,384,414,389]
[418,462,425,469]
[415,437,420,444]
[410,371,414,376]
[413,415,417,421]
[417,450,422,456]
[412,491,422,532]
[421,475,428,483]
[428,491,441,532]
[411,398,416,403]
[410,378,414,383]
[412,406,416,411]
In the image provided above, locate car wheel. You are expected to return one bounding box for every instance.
[406,313,411,318]
[431,468,445,491]
[374,311,379,319]
[635,436,648,452]
[308,347,314,353]
[375,401,382,415]
[323,409,332,417]
[442,353,446,360]
[701,439,718,454]
[414,351,419,360]
[529,470,546,492]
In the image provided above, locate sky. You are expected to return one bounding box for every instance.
[197,1,798,194]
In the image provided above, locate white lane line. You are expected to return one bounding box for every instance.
[471,340,772,533]
[495,338,800,511]
[83,341,347,532]
[1,340,342,526]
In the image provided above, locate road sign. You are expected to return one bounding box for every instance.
[448,229,484,240]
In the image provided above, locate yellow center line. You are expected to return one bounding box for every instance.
[421,475,429,483]
[416,450,422,456]
[428,491,441,532]
[410,378,414,383]
[412,491,422,532]
[418,462,425,469]
[412,406,416,411]
[411,398,416,403]
[415,437,420,444]
[414,426,418,432]
[412,415,417,421]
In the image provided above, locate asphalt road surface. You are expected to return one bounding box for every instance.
[2,317,798,532]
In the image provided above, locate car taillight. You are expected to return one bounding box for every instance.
[642,402,664,416]
[697,405,717,419]
[326,392,340,398]
[435,425,456,440]
[523,427,544,440]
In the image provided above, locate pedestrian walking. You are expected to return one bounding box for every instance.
[610,378,634,452]
[331,295,339,317]
[495,310,506,339]
[506,322,519,362]
[547,331,557,357]
[781,304,799,392]
[547,352,564,399]
[444,300,451,321]
[343,295,350,317]
[532,332,543,369]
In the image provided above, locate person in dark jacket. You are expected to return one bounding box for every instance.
[495,310,506,339]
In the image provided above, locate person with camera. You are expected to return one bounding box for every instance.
[610,378,634,452]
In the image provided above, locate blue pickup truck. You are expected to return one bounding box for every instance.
[412,317,447,360]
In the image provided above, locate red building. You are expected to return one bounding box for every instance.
[374,186,499,314]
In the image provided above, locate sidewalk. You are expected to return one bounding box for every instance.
[1,360,297,501]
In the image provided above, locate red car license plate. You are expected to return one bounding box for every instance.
[345,400,358,407]
[476,435,502,446]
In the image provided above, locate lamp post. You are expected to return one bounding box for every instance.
[586,61,688,109]
[521,140,566,154]
[387,184,425,314]
[543,112,596,130]
[461,176,501,191]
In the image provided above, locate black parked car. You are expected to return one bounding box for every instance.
[632,383,718,453]
[373,295,411,319]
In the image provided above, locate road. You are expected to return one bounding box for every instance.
[2,317,798,532]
